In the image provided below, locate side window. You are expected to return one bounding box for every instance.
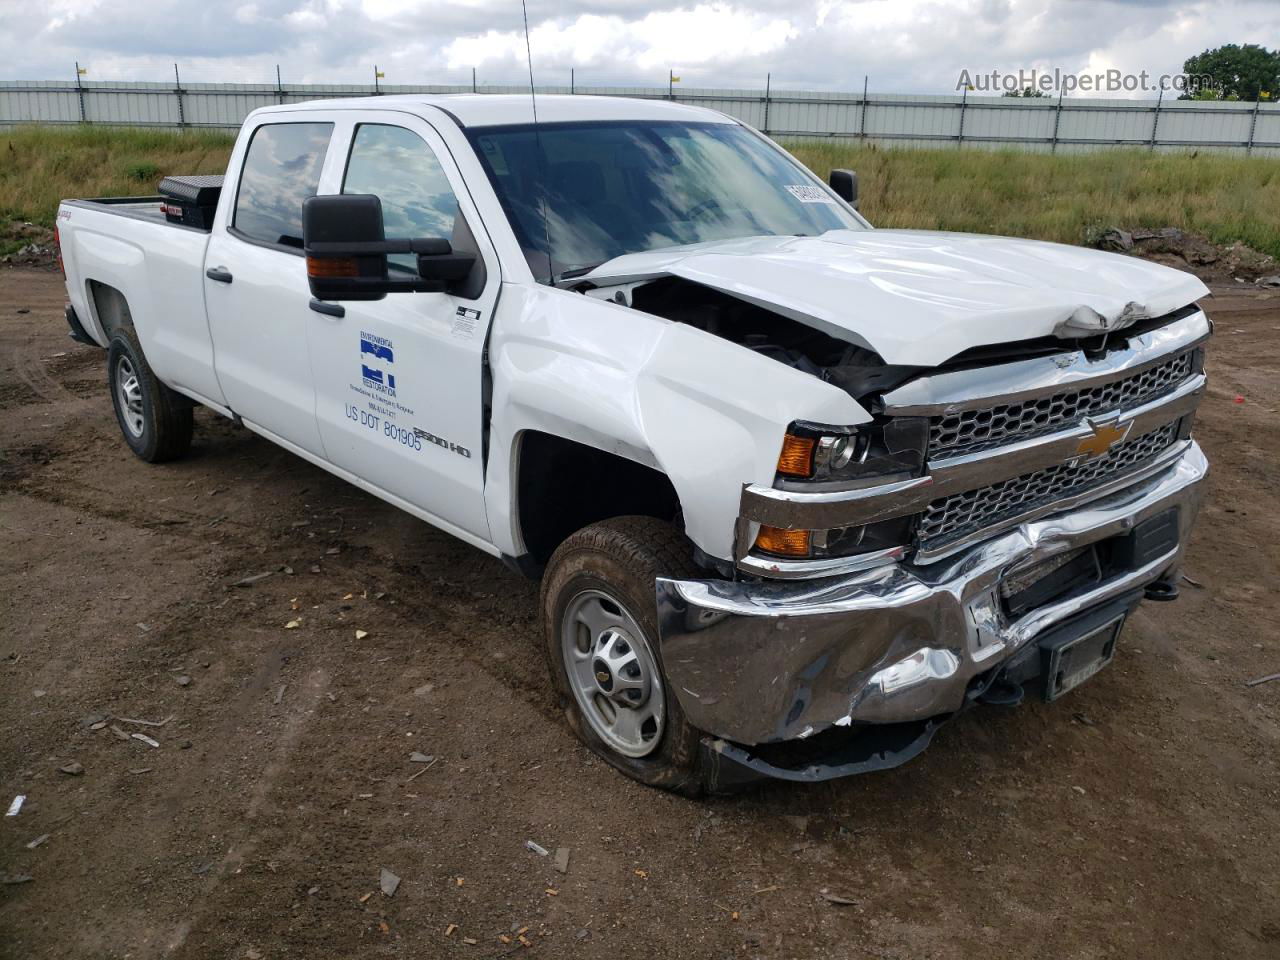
[342,124,462,274]
[233,122,333,249]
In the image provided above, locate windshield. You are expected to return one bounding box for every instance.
[466,120,865,282]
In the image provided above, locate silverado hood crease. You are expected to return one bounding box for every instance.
[584,230,1210,366]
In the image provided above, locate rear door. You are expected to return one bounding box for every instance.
[304,113,500,541]
[204,116,335,455]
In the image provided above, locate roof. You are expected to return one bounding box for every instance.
[253,94,735,128]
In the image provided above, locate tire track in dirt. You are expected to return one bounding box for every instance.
[163,665,332,956]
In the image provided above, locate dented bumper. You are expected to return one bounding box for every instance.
[655,442,1207,753]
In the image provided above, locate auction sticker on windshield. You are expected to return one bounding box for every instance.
[785,185,836,203]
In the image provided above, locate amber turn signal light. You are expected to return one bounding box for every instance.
[754,525,811,558]
[307,255,359,278]
[776,433,816,478]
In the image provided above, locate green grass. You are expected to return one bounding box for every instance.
[0,126,234,254]
[3,126,1279,260]
[787,141,1280,258]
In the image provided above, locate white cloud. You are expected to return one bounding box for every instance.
[444,5,796,73]
[0,0,1275,96]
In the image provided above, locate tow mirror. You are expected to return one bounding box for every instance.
[302,194,476,301]
[829,169,858,208]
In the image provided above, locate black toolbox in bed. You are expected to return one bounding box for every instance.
[158,175,224,230]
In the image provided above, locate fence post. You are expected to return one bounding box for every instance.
[74,62,87,123]
[472,67,477,93]
[763,73,771,135]
[571,68,575,95]
[858,75,868,140]
[276,65,284,105]
[1247,98,1261,155]
[1051,91,1064,153]
[173,63,186,129]
[1149,88,1163,150]
[957,87,967,147]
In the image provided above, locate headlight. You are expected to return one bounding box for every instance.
[755,417,929,561]
[774,417,928,485]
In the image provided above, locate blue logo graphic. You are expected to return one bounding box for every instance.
[359,332,397,396]
[361,337,394,364]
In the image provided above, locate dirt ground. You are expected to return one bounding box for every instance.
[1,266,1277,960]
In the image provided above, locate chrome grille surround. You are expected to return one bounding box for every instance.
[917,422,1181,548]
[736,308,1210,579]
[929,350,1194,459]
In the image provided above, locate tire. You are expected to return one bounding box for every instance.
[107,326,193,463]
[540,516,709,796]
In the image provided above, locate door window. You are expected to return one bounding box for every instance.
[342,124,463,274]
[232,122,333,250]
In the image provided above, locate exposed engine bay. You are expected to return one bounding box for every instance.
[586,276,920,406]
[580,275,1198,410]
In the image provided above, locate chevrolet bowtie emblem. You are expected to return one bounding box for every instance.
[1071,418,1133,464]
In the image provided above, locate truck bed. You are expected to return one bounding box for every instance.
[62,196,207,232]
[57,193,225,408]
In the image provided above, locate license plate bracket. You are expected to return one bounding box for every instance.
[1039,614,1125,702]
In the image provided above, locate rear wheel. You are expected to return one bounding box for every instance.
[107,326,193,462]
[541,516,709,795]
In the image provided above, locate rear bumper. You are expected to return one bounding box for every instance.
[655,442,1207,753]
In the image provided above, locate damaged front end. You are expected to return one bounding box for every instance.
[637,294,1211,783]
[656,443,1207,785]
[569,230,1214,783]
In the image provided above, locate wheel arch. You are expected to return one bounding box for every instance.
[87,279,134,342]
[512,429,683,569]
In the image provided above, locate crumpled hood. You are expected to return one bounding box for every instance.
[580,229,1210,366]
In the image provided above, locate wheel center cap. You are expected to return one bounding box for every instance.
[592,660,614,693]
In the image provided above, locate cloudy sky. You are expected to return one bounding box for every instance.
[1,0,1276,95]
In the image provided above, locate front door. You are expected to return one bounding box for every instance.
[304,115,500,542]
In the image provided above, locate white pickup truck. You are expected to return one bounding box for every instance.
[57,94,1210,793]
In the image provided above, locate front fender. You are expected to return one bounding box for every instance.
[635,322,867,559]
[485,283,867,561]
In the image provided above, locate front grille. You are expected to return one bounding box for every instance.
[929,350,1195,460]
[918,422,1181,549]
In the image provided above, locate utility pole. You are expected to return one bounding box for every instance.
[763,73,771,135]
[571,67,575,95]
[374,65,382,95]
[1051,89,1064,153]
[74,61,87,124]
[858,74,868,140]
[472,67,477,93]
[1149,87,1163,150]
[276,64,284,105]
[1246,96,1262,155]
[173,63,186,130]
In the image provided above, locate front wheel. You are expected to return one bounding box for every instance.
[540,516,709,795]
[107,326,193,463]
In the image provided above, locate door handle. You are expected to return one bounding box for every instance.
[205,267,233,284]
[309,299,345,318]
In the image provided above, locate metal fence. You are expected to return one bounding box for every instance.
[3,78,1279,155]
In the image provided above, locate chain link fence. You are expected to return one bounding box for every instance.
[3,78,1278,155]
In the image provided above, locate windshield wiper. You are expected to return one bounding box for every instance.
[558,263,605,281]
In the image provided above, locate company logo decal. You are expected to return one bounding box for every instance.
[360,332,396,397]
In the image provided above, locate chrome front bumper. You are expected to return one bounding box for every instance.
[655,442,1207,747]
